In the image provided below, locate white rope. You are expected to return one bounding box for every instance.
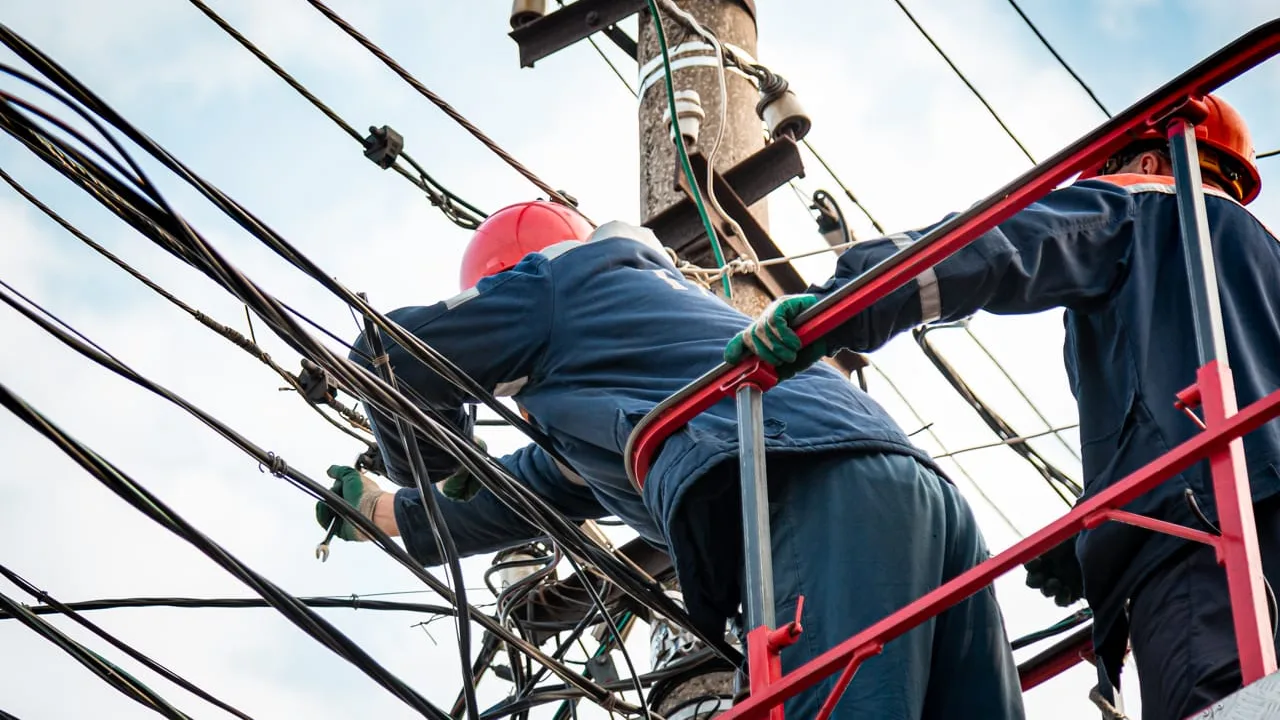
[666,240,858,285]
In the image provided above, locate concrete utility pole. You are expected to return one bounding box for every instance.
[636,0,775,317]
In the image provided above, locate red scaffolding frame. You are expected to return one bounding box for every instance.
[625,19,1280,720]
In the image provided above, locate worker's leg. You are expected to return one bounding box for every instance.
[767,452,1024,720]
[1127,496,1280,720]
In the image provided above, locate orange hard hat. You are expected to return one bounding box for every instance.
[459,201,593,291]
[1083,94,1261,204]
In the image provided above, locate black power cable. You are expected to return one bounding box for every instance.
[183,0,486,229]
[0,273,626,711]
[356,299,481,720]
[914,325,1083,502]
[301,0,584,216]
[888,0,1036,164]
[0,565,255,720]
[1002,0,1111,117]
[0,589,191,719]
[0,595,459,619]
[0,28,734,668]
[0,382,451,719]
[1259,148,1278,160]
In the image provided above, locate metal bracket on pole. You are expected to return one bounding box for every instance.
[1167,114,1277,682]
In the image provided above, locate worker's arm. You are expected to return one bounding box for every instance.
[726,181,1140,372]
[393,443,607,566]
[812,180,1139,353]
[351,259,554,487]
[318,443,608,565]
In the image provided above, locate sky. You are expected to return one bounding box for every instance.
[0,0,1277,718]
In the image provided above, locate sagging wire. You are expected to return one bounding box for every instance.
[801,138,886,235]
[864,362,1023,538]
[1001,0,1110,117]
[0,382,452,719]
[658,0,758,269]
[959,321,1081,463]
[645,0,731,297]
[888,0,1036,164]
[184,0,487,229]
[0,167,374,446]
[355,302,481,720]
[0,587,190,720]
[301,0,584,218]
[0,564,254,720]
[0,28,732,679]
[915,324,1083,503]
[932,423,1080,460]
[0,275,626,712]
[0,595,463,619]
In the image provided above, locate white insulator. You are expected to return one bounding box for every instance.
[762,88,812,141]
[495,551,539,591]
[509,0,546,29]
[664,90,706,147]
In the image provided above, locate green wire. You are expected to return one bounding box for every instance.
[645,0,733,298]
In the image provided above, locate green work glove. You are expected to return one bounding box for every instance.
[438,437,486,502]
[1025,536,1084,607]
[724,294,828,380]
[315,465,387,542]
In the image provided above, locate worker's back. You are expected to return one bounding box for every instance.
[1069,174,1280,638]
[517,233,937,528]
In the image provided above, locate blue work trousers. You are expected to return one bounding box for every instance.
[673,451,1025,719]
[1127,495,1280,720]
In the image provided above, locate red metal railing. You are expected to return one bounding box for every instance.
[625,18,1280,719]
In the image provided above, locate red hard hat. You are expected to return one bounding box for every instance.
[459,201,594,291]
[1082,94,1261,204]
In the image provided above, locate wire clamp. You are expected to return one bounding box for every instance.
[363,125,404,169]
[296,358,336,404]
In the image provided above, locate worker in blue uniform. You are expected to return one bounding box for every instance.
[315,200,1025,719]
[728,94,1279,720]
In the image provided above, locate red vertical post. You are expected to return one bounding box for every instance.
[1167,113,1276,681]
[1198,361,1276,681]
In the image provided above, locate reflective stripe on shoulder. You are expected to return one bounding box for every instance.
[540,240,585,260]
[888,233,942,323]
[444,286,479,309]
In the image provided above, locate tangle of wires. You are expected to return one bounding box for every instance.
[914,323,1083,503]
[0,20,737,716]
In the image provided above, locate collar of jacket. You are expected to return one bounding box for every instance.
[1092,173,1241,205]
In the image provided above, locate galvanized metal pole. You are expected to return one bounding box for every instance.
[736,383,775,631]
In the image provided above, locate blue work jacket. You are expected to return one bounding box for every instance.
[352,221,935,633]
[814,174,1280,659]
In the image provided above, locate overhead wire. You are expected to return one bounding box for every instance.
[0,31,733,681]
[1259,148,1278,159]
[0,167,374,445]
[301,0,584,217]
[183,0,486,229]
[0,587,191,719]
[0,564,255,720]
[888,0,1037,164]
[0,266,627,713]
[801,138,886,234]
[1002,0,1110,117]
[552,0,637,98]
[0,595,462,619]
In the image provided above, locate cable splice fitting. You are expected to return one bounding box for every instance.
[363,125,404,169]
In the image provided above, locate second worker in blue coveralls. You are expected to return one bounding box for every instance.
[316,201,1025,718]
[728,94,1279,720]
